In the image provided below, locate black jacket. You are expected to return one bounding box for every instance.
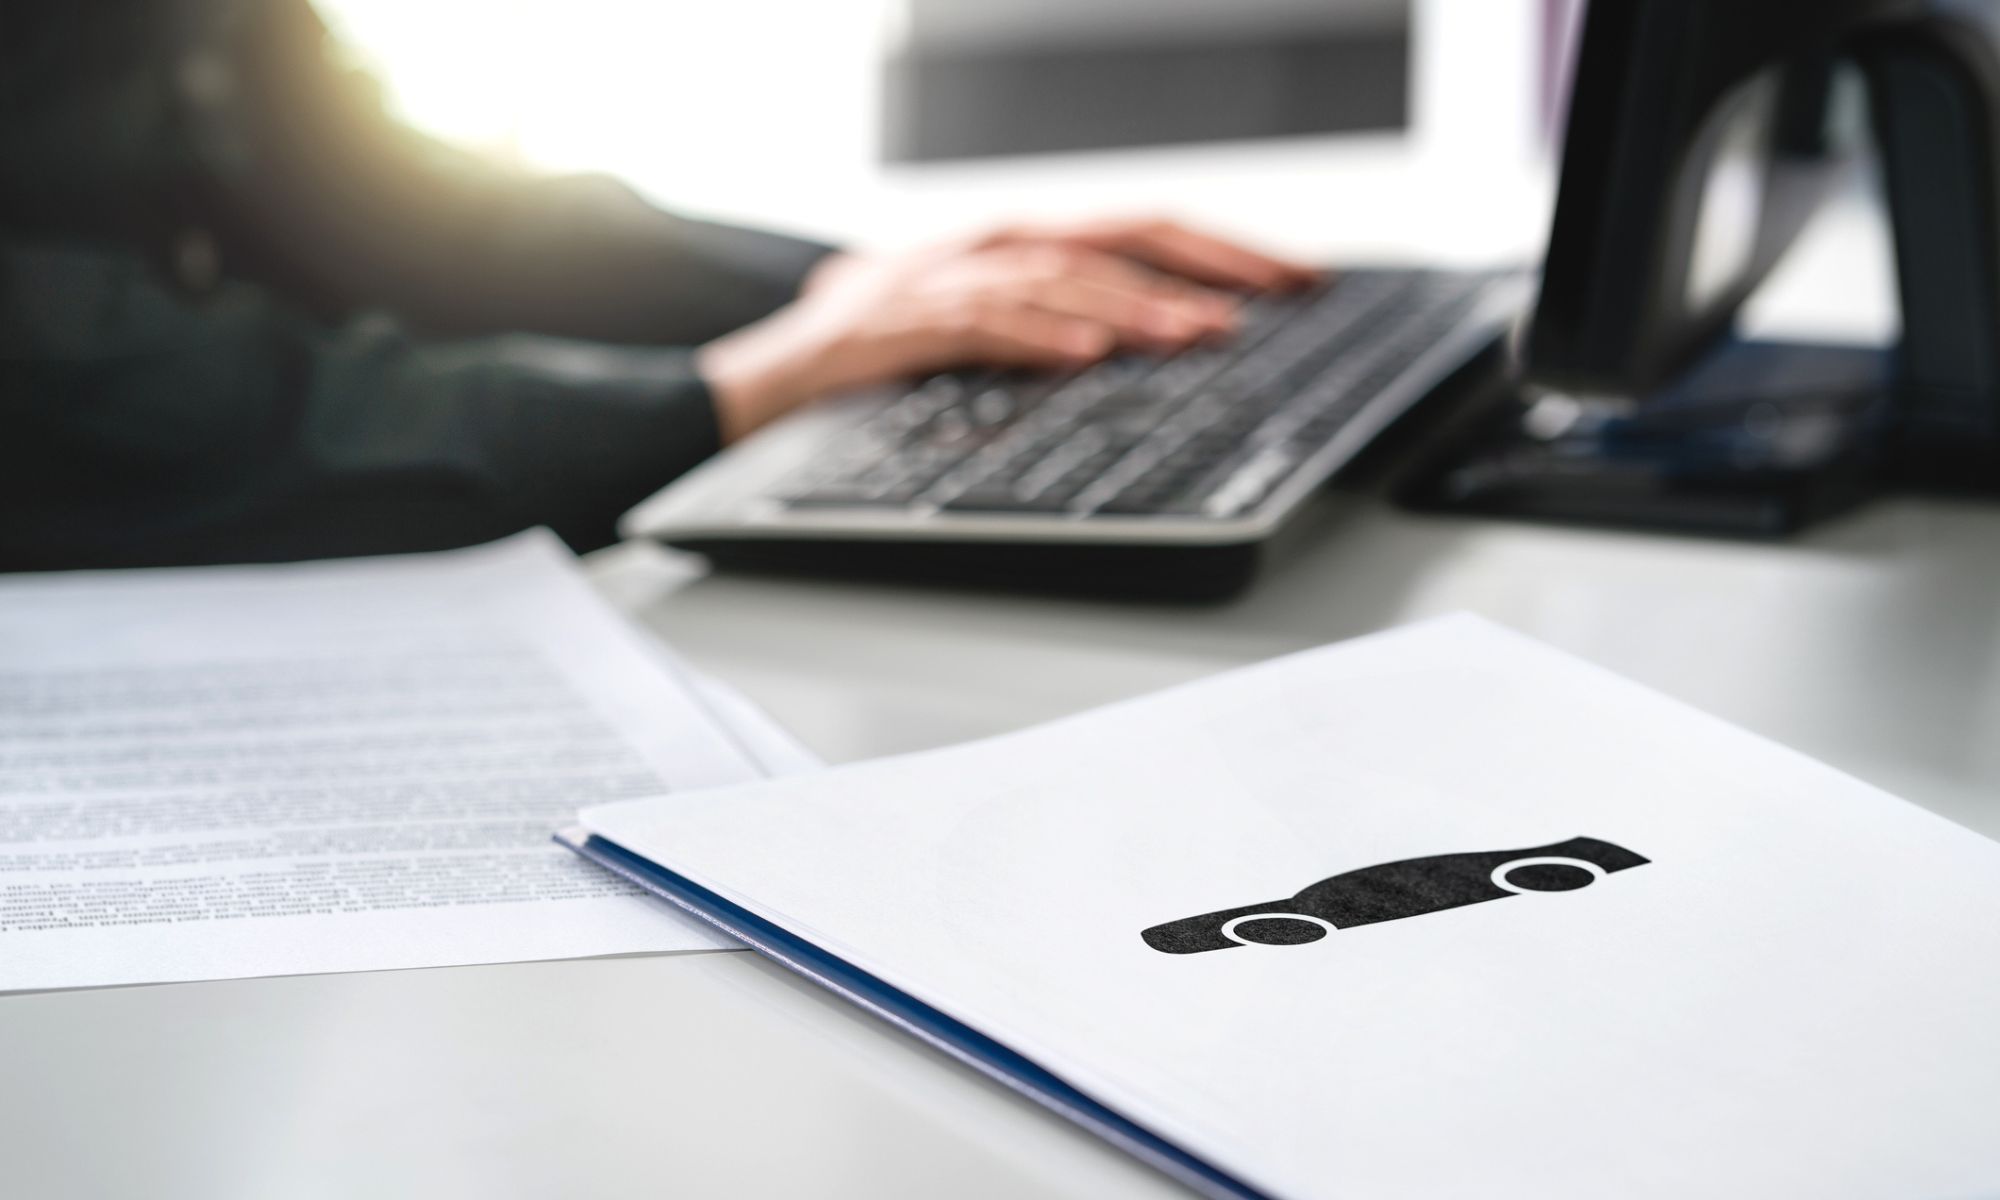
[1,0,834,569]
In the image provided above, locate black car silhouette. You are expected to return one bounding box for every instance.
[1141,836,1648,954]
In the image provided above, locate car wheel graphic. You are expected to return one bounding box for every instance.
[1489,856,1606,894]
[1220,913,1337,947]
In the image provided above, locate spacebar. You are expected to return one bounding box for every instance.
[784,488,921,509]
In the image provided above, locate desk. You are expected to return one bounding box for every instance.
[4,139,1995,1200]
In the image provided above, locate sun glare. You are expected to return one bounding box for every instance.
[313,0,893,226]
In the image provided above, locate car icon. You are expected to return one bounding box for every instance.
[1141,835,1648,953]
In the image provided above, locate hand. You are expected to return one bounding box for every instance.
[697,217,1317,443]
[959,216,1322,294]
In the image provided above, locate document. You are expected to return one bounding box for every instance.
[578,616,2000,1200]
[0,531,809,992]
[681,659,820,781]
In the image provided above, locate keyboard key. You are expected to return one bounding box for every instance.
[940,487,1079,514]
[1196,446,1306,517]
[941,456,1120,513]
[967,388,1018,426]
[1093,461,1212,516]
[785,484,908,509]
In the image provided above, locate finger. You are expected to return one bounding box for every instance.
[1016,272,1221,350]
[1071,219,1320,291]
[1031,247,1241,330]
[940,300,1115,369]
[963,243,1237,344]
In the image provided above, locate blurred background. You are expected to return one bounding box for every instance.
[314,0,1580,249]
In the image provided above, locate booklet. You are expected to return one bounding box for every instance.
[0,531,813,993]
[568,615,2000,1200]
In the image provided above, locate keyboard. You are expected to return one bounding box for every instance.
[622,267,1531,598]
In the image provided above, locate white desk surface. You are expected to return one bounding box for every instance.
[5,138,1995,1200]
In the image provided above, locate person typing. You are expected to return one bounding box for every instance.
[0,0,1309,571]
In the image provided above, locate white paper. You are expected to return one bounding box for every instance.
[582,615,2000,1200]
[678,662,822,780]
[0,531,812,992]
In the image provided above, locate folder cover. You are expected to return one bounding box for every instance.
[561,617,2000,1199]
[556,826,1265,1199]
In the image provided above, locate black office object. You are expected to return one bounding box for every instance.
[1404,0,2000,533]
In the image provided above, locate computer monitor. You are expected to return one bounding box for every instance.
[1526,5,1858,397]
[1411,0,2000,531]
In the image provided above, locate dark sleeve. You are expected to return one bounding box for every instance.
[0,248,723,571]
[1,0,837,345]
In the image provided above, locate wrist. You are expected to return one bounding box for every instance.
[696,317,822,444]
[800,251,860,298]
